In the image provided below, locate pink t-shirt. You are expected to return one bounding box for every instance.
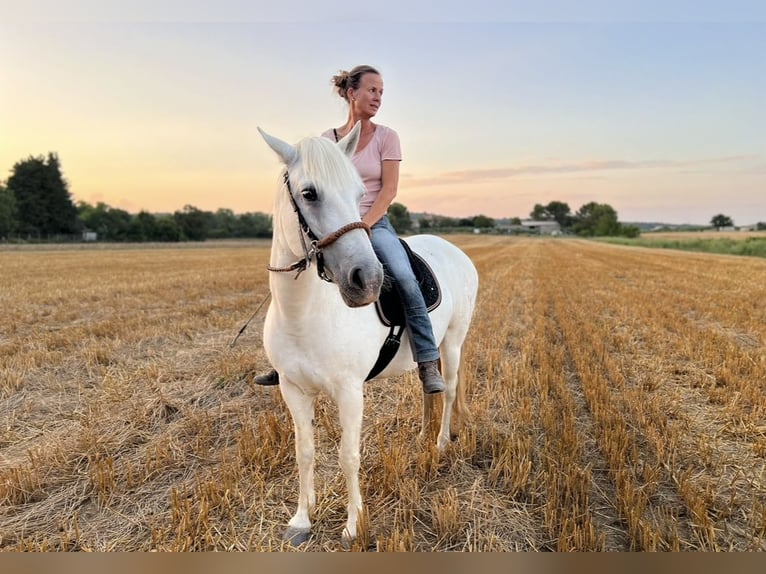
[322,125,402,216]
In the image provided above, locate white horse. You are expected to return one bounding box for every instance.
[258,122,479,547]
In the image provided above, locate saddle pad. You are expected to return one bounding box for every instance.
[374,239,441,327]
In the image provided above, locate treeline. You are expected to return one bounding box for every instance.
[76,203,272,242]
[527,200,640,237]
[418,214,496,231]
[391,200,640,237]
[0,153,272,242]
[0,153,636,243]
[388,203,496,234]
[7,152,733,244]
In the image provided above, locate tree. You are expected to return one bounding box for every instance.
[100,208,133,241]
[208,208,239,239]
[472,215,495,229]
[545,201,572,228]
[530,201,572,228]
[572,202,621,237]
[432,215,459,228]
[7,153,79,237]
[237,212,273,238]
[711,214,734,230]
[621,224,641,238]
[0,183,19,238]
[154,215,182,241]
[387,202,412,234]
[130,210,159,241]
[174,205,209,241]
[530,203,549,220]
[77,201,103,239]
[77,201,132,241]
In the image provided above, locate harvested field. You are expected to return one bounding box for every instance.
[1,237,765,551]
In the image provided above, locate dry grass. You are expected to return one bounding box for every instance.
[646,231,766,240]
[1,236,765,551]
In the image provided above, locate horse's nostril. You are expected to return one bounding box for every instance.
[350,267,365,290]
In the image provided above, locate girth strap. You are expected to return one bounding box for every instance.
[365,324,405,381]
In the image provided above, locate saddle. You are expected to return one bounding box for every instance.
[365,240,441,381]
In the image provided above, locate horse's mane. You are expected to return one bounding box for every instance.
[295,137,362,193]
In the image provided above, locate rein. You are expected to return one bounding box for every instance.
[268,171,370,282]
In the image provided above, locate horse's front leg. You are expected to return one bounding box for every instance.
[280,379,316,546]
[336,385,364,546]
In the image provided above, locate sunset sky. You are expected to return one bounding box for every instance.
[2,1,765,225]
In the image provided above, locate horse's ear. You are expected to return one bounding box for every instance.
[337,121,362,158]
[258,127,297,166]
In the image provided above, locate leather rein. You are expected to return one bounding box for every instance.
[267,171,370,282]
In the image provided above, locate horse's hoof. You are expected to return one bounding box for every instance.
[341,534,355,550]
[283,527,311,547]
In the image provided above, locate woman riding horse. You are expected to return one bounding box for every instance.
[255,65,445,394]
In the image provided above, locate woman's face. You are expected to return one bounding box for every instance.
[349,73,383,119]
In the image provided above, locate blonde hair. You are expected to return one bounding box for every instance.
[331,65,381,103]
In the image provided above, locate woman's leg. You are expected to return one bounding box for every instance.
[370,217,444,393]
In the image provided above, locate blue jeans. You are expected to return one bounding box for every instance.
[370,216,440,363]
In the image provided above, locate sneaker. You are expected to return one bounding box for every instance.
[418,360,445,394]
[254,369,279,386]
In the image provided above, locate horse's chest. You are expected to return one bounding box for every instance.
[266,315,381,378]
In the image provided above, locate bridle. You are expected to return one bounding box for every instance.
[267,171,370,282]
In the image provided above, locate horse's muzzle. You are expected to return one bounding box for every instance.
[339,261,384,307]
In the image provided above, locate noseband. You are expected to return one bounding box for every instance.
[268,171,371,282]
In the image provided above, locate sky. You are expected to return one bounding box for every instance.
[1,1,765,225]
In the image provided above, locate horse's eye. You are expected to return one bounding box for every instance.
[301,187,318,201]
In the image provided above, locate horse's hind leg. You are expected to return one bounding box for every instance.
[419,361,440,442]
[418,350,457,450]
[335,385,365,546]
[436,343,462,451]
[280,381,316,546]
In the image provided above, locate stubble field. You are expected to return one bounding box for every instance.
[1,236,765,551]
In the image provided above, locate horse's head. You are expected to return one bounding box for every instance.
[258,123,384,307]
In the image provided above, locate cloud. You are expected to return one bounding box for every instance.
[401,155,756,188]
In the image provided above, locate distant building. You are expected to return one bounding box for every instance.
[82,231,98,242]
[495,220,562,235]
[520,220,561,235]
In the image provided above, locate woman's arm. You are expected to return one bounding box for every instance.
[362,160,400,227]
